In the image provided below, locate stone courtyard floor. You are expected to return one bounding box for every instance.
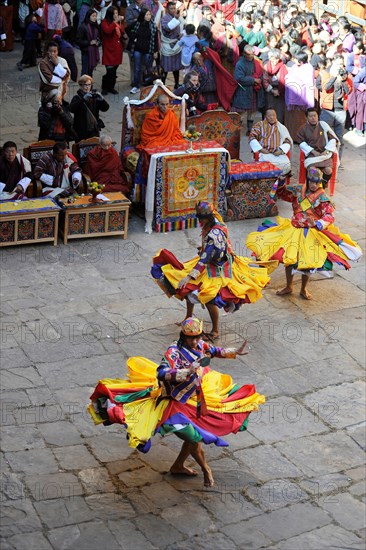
[0,45,365,549]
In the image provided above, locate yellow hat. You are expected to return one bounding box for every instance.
[181,317,203,336]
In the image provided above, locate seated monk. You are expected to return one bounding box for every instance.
[33,141,83,198]
[0,141,32,200]
[138,94,185,149]
[86,135,132,196]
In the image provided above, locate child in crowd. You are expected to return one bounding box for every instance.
[179,24,199,75]
[17,14,44,71]
[196,25,212,50]
[319,14,332,34]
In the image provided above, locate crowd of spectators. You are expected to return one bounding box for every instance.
[1,0,364,143]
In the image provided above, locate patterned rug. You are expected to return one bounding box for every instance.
[154,151,227,232]
[225,161,282,221]
[0,197,60,214]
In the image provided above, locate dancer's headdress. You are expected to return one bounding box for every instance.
[195,201,223,223]
[307,167,323,183]
[181,317,203,336]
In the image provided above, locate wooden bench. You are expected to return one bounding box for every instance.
[58,192,131,244]
[0,197,61,247]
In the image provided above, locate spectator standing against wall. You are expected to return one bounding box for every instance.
[160,1,183,89]
[101,5,126,95]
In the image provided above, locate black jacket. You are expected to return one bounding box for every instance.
[76,21,101,53]
[69,90,109,141]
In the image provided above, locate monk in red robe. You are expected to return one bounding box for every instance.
[86,135,132,196]
[138,94,185,149]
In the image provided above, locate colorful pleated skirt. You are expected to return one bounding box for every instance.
[88,356,266,452]
[246,217,362,272]
[151,248,277,310]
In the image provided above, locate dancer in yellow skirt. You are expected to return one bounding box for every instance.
[151,201,276,340]
[88,317,265,487]
[246,167,362,300]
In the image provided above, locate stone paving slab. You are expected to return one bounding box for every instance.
[5,448,59,475]
[244,501,332,543]
[166,532,237,550]
[0,472,24,501]
[303,380,366,429]
[36,354,124,390]
[0,425,45,452]
[2,532,53,550]
[315,307,365,366]
[24,473,83,501]
[350,480,366,497]
[52,445,99,470]
[269,524,365,550]
[346,423,366,451]
[234,445,303,482]
[38,421,83,446]
[318,492,366,532]
[84,493,136,522]
[167,502,229,537]
[47,522,121,550]
[299,472,352,497]
[276,432,366,477]
[0,498,42,538]
[248,395,328,444]
[136,513,186,547]
[107,519,157,550]
[33,496,94,529]
[269,353,365,396]
[243,479,309,512]
[1,367,45,392]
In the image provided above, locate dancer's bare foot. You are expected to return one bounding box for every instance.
[300,289,312,300]
[203,466,215,487]
[170,466,198,476]
[276,286,293,296]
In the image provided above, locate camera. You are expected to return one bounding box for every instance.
[338,68,347,78]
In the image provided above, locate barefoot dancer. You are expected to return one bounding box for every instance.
[246,168,362,300]
[88,317,265,488]
[158,317,255,486]
[151,202,276,340]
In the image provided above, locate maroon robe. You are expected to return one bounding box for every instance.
[86,145,131,195]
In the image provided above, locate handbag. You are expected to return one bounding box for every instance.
[142,61,164,86]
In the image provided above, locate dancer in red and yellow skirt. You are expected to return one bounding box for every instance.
[151,201,276,340]
[246,168,362,300]
[88,317,265,487]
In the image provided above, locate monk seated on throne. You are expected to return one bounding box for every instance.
[138,94,185,149]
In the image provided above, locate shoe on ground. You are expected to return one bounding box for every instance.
[110,89,118,95]
[338,163,344,170]
[101,89,108,95]
[354,129,364,136]
[130,87,139,94]
[16,62,23,71]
